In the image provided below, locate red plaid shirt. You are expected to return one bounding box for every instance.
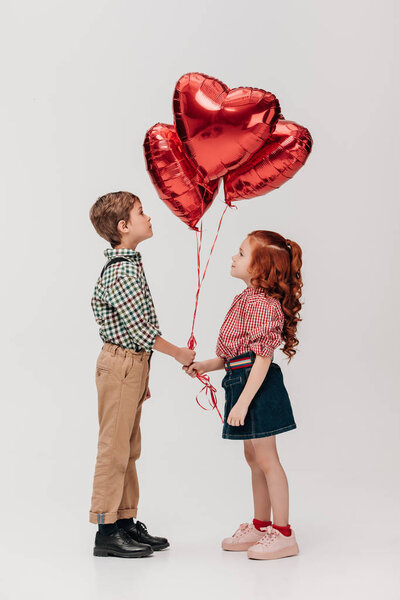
[216,287,284,360]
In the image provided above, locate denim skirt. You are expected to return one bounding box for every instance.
[221,350,297,440]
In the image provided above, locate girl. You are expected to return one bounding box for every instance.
[184,230,302,560]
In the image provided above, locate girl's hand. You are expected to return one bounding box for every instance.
[227,401,248,426]
[182,361,207,377]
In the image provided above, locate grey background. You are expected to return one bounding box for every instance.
[1,0,399,598]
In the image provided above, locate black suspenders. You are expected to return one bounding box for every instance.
[100,256,130,278]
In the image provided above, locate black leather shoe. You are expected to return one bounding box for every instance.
[123,520,170,551]
[93,527,154,558]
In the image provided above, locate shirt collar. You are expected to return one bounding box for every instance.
[104,248,142,262]
[242,286,265,295]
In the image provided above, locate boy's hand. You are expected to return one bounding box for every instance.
[175,347,196,366]
[145,386,151,400]
[182,361,207,377]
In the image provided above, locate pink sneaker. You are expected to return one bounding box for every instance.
[247,525,299,560]
[221,522,267,552]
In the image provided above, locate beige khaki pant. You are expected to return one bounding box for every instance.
[89,342,151,525]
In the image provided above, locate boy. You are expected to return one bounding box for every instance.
[89,191,195,558]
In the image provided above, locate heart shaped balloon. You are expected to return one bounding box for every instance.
[173,72,281,182]
[224,119,313,203]
[144,123,220,230]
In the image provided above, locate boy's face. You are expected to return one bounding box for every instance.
[231,237,253,285]
[116,200,153,248]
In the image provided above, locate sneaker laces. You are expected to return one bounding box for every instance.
[232,522,251,538]
[232,522,267,538]
[258,525,279,546]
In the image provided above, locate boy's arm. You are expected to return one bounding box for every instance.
[153,335,195,366]
[107,276,194,365]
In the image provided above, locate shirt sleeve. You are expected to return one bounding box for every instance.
[245,297,284,358]
[107,276,162,351]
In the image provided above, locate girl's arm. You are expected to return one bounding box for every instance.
[202,357,225,372]
[237,355,272,408]
[227,355,272,426]
[184,356,225,375]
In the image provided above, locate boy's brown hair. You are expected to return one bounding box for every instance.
[90,191,139,248]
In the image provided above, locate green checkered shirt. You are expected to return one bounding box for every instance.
[91,248,162,351]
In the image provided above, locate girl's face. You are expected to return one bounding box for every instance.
[231,237,253,286]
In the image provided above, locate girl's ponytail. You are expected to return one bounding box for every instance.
[281,238,303,361]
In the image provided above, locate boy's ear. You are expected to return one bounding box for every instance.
[117,219,128,233]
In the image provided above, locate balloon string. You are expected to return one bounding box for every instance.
[187,221,203,349]
[187,203,228,351]
[187,202,228,423]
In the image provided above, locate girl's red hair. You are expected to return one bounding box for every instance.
[247,230,303,361]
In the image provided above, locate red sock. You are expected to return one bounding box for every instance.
[253,518,272,531]
[272,523,292,537]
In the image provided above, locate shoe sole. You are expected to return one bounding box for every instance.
[93,548,153,558]
[152,542,170,551]
[247,543,299,560]
[221,541,257,552]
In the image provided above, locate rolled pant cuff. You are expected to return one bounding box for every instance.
[89,508,138,524]
[117,508,138,519]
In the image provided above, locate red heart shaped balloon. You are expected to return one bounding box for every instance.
[224,119,313,203]
[143,123,220,230]
[173,72,281,182]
